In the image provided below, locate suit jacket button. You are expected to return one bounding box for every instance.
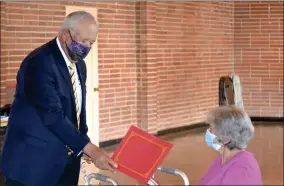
[68,151,72,156]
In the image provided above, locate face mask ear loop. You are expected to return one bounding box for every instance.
[65,30,75,55]
[68,30,75,42]
[223,141,234,150]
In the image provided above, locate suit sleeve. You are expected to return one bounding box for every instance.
[24,56,90,155]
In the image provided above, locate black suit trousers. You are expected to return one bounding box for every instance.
[57,156,82,186]
[5,156,81,186]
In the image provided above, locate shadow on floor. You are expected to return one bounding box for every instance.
[0,121,282,185]
[100,121,283,185]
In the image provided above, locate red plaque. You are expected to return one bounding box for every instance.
[111,125,173,183]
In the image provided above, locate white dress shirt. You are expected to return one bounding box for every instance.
[56,37,82,114]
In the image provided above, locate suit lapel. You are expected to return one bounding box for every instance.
[50,38,76,108]
[76,62,84,92]
[76,62,86,110]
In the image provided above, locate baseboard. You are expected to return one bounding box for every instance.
[99,117,283,148]
[99,138,122,148]
[99,122,208,148]
[250,116,283,122]
[156,122,208,136]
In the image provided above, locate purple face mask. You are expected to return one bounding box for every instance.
[66,30,91,61]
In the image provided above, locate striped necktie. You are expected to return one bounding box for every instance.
[69,63,80,128]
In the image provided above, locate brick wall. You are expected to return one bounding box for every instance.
[234,1,283,117]
[155,2,234,131]
[0,1,139,142]
[0,2,7,104]
[0,1,282,142]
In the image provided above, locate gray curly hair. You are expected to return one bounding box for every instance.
[206,105,254,150]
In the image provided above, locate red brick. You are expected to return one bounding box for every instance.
[269,3,284,17]
[242,49,261,64]
[260,19,281,33]
[250,3,270,18]
[38,4,64,11]
[250,33,270,47]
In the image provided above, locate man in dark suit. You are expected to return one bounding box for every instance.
[0,11,117,186]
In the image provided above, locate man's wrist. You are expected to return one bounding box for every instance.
[83,142,101,158]
[83,142,92,155]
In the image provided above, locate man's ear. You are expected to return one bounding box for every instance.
[60,29,70,40]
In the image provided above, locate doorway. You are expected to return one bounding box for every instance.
[65,5,100,185]
[65,5,100,146]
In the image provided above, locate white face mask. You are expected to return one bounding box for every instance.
[205,129,222,151]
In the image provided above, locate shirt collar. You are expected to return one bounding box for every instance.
[56,37,71,68]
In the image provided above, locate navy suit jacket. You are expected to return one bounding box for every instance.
[0,38,90,186]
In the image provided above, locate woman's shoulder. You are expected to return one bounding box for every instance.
[222,151,263,185]
[236,151,260,168]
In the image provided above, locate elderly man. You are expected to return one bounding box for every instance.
[0,11,117,186]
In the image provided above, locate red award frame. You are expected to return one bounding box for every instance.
[111,125,173,183]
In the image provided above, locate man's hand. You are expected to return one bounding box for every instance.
[82,153,92,164]
[83,142,118,173]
